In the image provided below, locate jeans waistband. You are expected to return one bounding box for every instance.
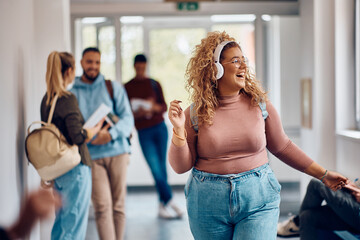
[192,163,270,182]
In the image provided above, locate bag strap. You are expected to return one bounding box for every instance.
[105,80,117,113]
[104,79,132,145]
[47,94,59,124]
[105,79,114,100]
[27,121,48,134]
[258,101,268,120]
[190,103,199,133]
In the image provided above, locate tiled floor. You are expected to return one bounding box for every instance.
[86,183,301,240]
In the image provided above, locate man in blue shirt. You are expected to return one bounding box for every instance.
[71,47,134,240]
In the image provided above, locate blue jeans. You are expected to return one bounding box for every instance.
[185,163,281,240]
[51,163,91,240]
[138,121,172,204]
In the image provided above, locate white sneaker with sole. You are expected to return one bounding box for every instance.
[158,203,178,219]
[277,216,300,237]
[168,199,184,218]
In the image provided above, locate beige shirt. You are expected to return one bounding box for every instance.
[169,93,313,174]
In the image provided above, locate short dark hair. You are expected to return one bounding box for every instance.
[82,47,101,57]
[134,54,147,64]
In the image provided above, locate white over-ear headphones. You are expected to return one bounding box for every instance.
[213,41,235,80]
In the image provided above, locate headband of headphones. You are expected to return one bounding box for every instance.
[213,41,235,63]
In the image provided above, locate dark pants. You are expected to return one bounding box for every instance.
[138,121,172,204]
[299,179,360,240]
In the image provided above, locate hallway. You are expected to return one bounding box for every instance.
[85,183,301,240]
[2,1,360,240]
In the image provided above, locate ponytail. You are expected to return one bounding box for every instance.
[45,51,74,105]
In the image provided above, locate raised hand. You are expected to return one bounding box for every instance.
[168,100,185,129]
[168,100,186,146]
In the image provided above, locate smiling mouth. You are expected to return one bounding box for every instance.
[236,73,245,78]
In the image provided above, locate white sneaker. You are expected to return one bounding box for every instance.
[277,216,300,237]
[158,203,177,219]
[168,199,184,218]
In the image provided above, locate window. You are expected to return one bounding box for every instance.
[121,24,144,84]
[149,28,206,106]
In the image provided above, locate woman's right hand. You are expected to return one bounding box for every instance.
[169,100,187,146]
[84,118,105,142]
[93,118,105,134]
[168,100,185,129]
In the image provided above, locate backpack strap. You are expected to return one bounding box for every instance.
[105,79,114,99]
[190,103,199,133]
[105,80,116,107]
[105,79,132,145]
[258,101,268,120]
[47,94,59,124]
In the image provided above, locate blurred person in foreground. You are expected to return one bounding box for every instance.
[0,189,61,240]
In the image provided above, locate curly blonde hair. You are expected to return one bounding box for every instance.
[185,31,267,127]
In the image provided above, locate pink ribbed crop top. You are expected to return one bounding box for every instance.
[168,93,313,174]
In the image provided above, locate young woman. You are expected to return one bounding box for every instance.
[168,31,348,240]
[41,51,102,239]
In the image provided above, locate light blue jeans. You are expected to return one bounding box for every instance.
[51,163,91,240]
[185,163,281,240]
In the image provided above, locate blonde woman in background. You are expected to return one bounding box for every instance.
[168,31,348,240]
[40,51,103,239]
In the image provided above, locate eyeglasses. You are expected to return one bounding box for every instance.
[222,56,249,68]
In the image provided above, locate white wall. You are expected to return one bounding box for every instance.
[299,0,337,174]
[334,0,360,180]
[299,0,338,195]
[0,0,31,227]
[298,0,315,195]
[313,0,336,169]
[266,16,302,182]
[0,0,71,239]
[299,0,360,196]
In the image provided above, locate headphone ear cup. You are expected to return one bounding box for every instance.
[215,63,224,80]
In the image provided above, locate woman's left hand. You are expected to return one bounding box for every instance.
[322,170,349,191]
